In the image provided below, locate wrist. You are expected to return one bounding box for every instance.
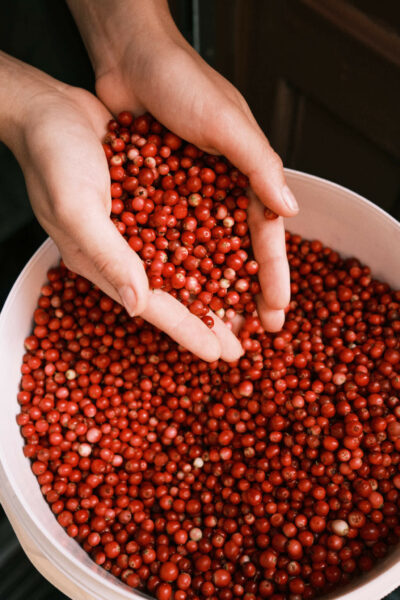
[67,0,180,80]
[0,52,67,154]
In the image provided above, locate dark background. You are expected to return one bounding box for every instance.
[0,1,399,599]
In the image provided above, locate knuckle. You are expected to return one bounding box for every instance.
[61,255,74,272]
[235,92,251,115]
[222,78,249,112]
[92,250,115,281]
[217,100,241,128]
[268,292,290,311]
[61,250,80,274]
[134,282,150,315]
[268,149,284,171]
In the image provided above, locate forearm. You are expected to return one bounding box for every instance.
[66,0,179,78]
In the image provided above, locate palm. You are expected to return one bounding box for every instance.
[22,86,242,362]
[22,88,125,300]
[97,44,290,332]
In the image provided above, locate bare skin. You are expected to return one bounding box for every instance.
[0,2,298,361]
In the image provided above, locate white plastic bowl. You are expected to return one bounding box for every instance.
[0,170,399,600]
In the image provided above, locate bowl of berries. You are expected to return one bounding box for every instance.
[0,115,399,600]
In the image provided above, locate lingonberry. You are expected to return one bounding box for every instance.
[17,110,400,600]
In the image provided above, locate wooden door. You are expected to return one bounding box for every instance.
[171,0,400,218]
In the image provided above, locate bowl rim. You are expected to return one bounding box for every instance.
[0,168,399,600]
[285,168,400,231]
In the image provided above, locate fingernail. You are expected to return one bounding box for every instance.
[119,285,137,317]
[282,185,299,213]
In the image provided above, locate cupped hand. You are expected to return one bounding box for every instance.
[15,82,242,361]
[94,11,298,333]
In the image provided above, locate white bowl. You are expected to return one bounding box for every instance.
[0,170,399,600]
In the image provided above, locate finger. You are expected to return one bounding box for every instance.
[256,294,285,332]
[61,210,149,316]
[229,314,245,337]
[206,309,244,362]
[141,290,222,362]
[211,105,298,216]
[248,191,290,310]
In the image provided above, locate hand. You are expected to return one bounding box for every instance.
[68,0,299,333]
[1,54,242,361]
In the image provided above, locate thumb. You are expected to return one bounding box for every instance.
[60,209,149,316]
[212,105,298,217]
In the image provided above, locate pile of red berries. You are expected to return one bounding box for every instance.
[104,111,262,327]
[18,225,400,599]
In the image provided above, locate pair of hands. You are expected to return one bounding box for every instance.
[2,0,298,362]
